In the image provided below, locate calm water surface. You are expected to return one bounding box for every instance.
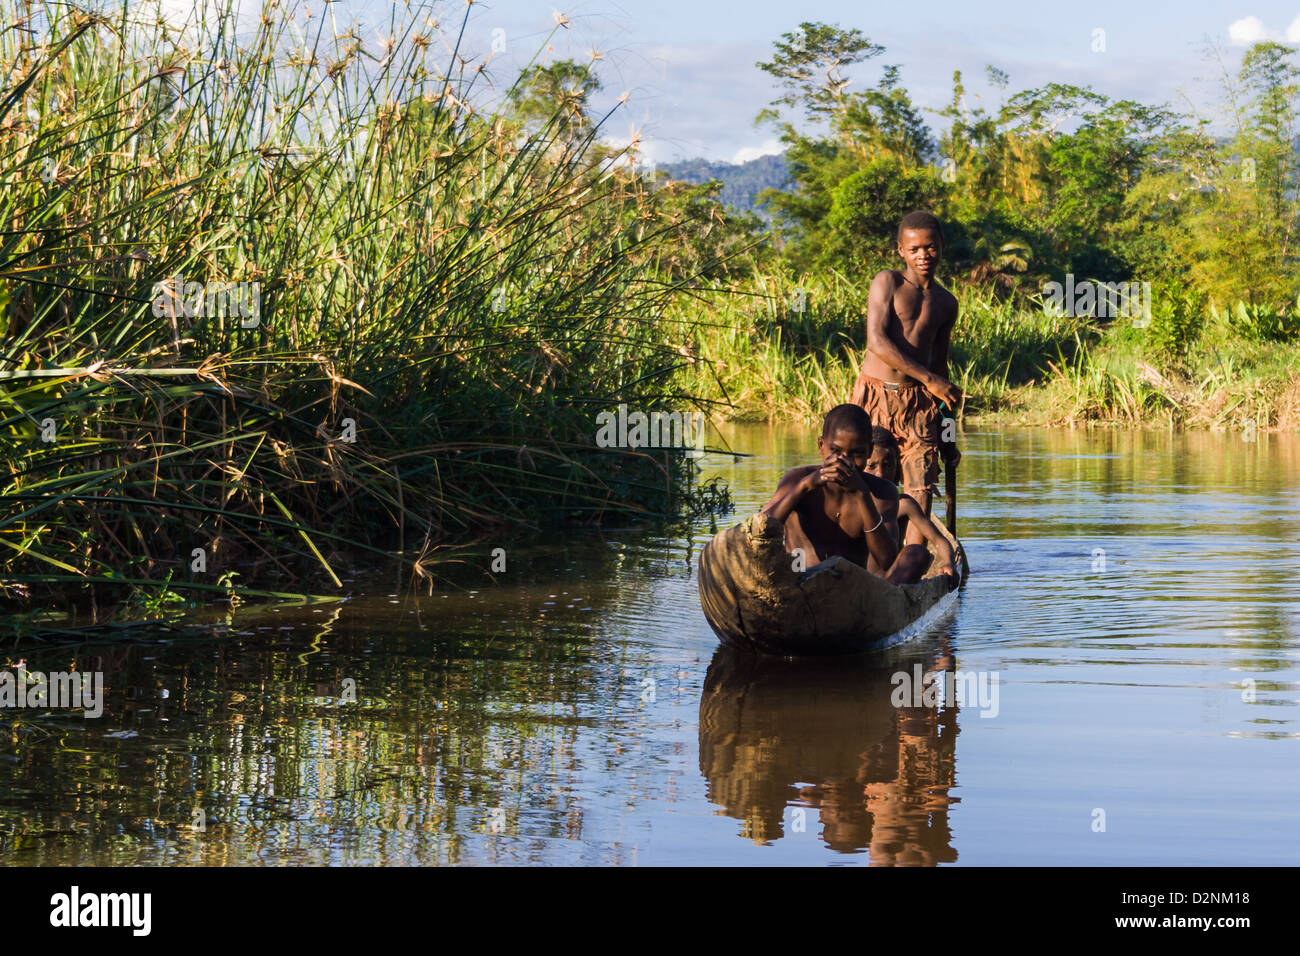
[3,426,1299,865]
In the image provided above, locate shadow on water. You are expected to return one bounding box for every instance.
[699,634,961,863]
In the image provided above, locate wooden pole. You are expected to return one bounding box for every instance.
[945,455,957,535]
[938,400,957,535]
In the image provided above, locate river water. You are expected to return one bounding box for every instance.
[3,425,1298,865]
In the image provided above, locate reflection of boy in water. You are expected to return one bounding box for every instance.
[806,652,959,861]
[699,645,959,862]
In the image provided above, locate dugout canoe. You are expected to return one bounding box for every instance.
[697,511,967,656]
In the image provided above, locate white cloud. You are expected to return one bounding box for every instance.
[577,40,794,162]
[1288,15,1300,42]
[731,139,784,164]
[1228,15,1278,45]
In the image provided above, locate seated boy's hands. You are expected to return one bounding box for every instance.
[798,467,831,494]
[820,453,870,494]
[933,563,959,591]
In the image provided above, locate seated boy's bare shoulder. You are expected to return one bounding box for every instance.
[779,464,818,487]
[864,472,899,501]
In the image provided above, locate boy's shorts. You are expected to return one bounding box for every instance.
[853,372,941,498]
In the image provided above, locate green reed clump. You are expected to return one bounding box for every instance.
[0,0,730,619]
[948,284,1091,409]
[667,272,860,423]
[1030,288,1300,427]
[1210,297,1300,343]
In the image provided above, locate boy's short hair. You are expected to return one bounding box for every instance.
[871,426,898,452]
[821,403,872,440]
[897,210,945,246]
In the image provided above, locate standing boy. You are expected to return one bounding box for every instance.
[850,211,962,521]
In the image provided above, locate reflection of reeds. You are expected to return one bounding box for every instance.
[0,1,727,618]
[1,581,638,864]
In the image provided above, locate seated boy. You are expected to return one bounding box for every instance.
[761,405,952,587]
[863,427,959,589]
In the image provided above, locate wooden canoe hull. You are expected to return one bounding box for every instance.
[697,512,967,656]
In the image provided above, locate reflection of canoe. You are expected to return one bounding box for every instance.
[699,643,959,859]
[697,511,967,656]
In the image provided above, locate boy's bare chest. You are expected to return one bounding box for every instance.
[890,287,950,342]
[804,491,894,538]
[786,494,863,565]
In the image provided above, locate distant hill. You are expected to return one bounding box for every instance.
[658,153,790,218]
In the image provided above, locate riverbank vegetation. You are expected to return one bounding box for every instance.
[0,0,736,624]
[4,4,1299,629]
[671,22,1300,432]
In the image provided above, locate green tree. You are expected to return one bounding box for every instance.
[755,21,883,134]
[507,60,602,143]
[1191,41,1300,304]
[1044,96,1173,277]
[822,156,947,272]
[755,23,938,270]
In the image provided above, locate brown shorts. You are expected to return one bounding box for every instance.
[852,372,941,497]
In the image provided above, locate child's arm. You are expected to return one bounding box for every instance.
[898,493,958,584]
[761,467,819,524]
[822,455,898,572]
[866,270,961,407]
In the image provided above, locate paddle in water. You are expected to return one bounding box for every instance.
[937,398,959,535]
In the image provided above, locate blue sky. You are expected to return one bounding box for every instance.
[153,1,1300,162]
[454,0,1300,163]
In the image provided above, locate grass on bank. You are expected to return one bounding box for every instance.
[672,273,1089,422]
[673,270,1300,432]
[0,0,732,627]
[1035,309,1300,430]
